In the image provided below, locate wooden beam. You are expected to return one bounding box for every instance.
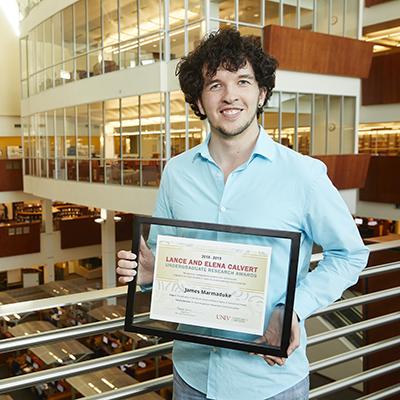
[0,222,40,257]
[365,0,393,7]
[363,18,400,34]
[362,52,400,105]
[359,156,400,204]
[0,160,23,192]
[312,154,371,190]
[264,25,373,78]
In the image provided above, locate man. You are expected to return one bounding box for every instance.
[117,28,369,400]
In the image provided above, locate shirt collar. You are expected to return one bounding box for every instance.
[193,126,276,163]
[252,126,276,162]
[194,133,213,163]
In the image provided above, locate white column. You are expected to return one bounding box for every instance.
[101,209,116,305]
[42,199,55,283]
[105,125,115,159]
[42,199,53,233]
[208,0,221,32]
[44,264,55,283]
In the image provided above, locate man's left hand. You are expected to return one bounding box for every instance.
[255,305,300,366]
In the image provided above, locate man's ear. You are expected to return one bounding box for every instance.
[196,98,205,116]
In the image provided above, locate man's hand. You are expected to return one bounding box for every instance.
[116,236,155,285]
[255,305,300,366]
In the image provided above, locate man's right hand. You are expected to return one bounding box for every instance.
[116,236,155,285]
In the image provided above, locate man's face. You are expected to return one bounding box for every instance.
[197,62,266,138]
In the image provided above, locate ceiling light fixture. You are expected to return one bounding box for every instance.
[95,209,122,223]
[94,208,108,224]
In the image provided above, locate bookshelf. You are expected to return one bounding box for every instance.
[358,133,400,156]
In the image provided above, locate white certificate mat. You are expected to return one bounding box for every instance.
[150,235,272,335]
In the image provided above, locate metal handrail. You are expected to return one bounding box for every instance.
[312,287,400,317]
[0,261,398,321]
[0,342,173,394]
[309,360,400,398]
[0,240,399,397]
[1,282,399,354]
[310,240,400,263]
[84,375,173,400]
[365,240,400,253]
[2,286,398,353]
[1,312,398,393]
[307,312,400,345]
[0,313,148,353]
[359,261,400,278]
[357,384,400,400]
[0,317,120,353]
[0,286,127,317]
[309,336,400,372]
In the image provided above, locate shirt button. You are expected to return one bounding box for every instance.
[212,347,217,352]
[220,206,226,212]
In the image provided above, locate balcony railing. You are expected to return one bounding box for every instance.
[0,241,399,399]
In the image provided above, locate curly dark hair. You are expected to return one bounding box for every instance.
[176,27,278,120]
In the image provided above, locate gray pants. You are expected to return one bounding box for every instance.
[173,368,309,400]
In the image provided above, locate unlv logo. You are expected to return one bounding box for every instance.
[216,314,231,321]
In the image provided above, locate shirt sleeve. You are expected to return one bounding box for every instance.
[293,165,370,321]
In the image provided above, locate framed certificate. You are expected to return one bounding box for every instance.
[124,215,300,357]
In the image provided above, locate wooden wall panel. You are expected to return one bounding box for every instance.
[116,214,133,242]
[365,0,393,7]
[312,154,371,190]
[359,156,400,203]
[362,52,400,105]
[263,25,373,78]
[0,160,23,192]
[363,18,400,35]
[0,222,40,257]
[61,214,134,248]
[60,216,101,249]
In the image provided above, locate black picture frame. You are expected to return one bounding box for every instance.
[124,215,301,357]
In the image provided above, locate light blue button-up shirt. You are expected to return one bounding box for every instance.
[149,127,369,399]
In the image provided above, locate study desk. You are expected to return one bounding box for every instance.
[40,279,84,296]
[88,304,126,320]
[29,340,92,365]
[0,292,23,326]
[132,356,173,382]
[364,233,400,244]
[4,285,48,304]
[7,320,90,399]
[87,304,153,351]
[0,292,14,305]
[66,367,164,399]
[7,320,92,365]
[8,320,56,337]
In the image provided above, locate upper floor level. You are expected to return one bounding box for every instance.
[19,0,364,99]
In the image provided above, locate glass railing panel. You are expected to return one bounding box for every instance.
[66,159,77,181]
[106,159,122,185]
[142,160,161,187]
[91,159,105,183]
[123,159,140,186]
